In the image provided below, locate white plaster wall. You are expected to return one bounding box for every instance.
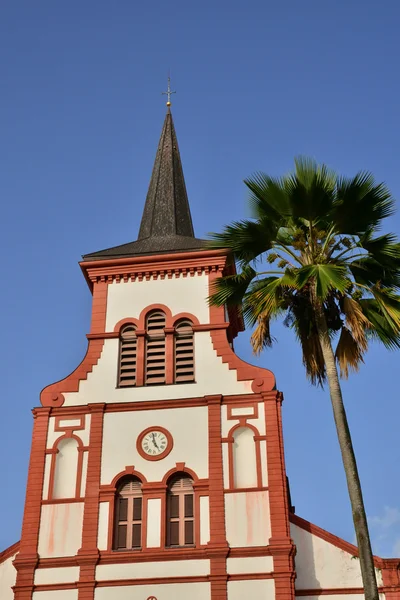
[105,274,210,330]
[101,407,208,484]
[80,451,88,497]
[38,503,84,557]
[0,553,17,600]
[95,582,210,600]
[97,502,109,550]
[291,524,383,588]
[227,556,274,574]
[64,332,253,407]
[260,440,268,487]
[146,498,161,547]
[53,438,79,499]
[42,454,51,500]
[225,491,271,547]
[297,596,366,600]
[200,496,210,545]
[34,567,80,584]
[46,415,91,448]
[222,443,230,489]
[228,578,274,600]
[33,592,78,600]
[96,559,210,580]
[233,427,257,488]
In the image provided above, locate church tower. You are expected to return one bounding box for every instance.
[3,101,400,600]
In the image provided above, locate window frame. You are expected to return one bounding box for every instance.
[114,477,143,551]
[166,475,195,547]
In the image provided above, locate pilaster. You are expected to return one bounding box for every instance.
[13,407,51,600]
[77,403,105,600]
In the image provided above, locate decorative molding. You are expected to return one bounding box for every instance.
[0,540,19,564]
[80,249,229,289]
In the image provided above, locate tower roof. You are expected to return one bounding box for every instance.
[83,109,205,261]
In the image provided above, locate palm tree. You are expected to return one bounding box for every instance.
[208,158,400,600]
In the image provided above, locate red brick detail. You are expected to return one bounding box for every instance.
[206,395,228,600]
[0,541,19,564]
[381,559,400,600]
[209,329,275,392]
[77,403,105,600]
[264,391,295,600]
[13,407,51,600]
[40,282,107,407]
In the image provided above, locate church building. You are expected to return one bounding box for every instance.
[1,101,400,600]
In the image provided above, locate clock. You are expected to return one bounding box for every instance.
[136,426,173,461]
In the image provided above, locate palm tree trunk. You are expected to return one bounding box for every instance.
[313,300,379,600]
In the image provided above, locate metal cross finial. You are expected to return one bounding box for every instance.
[162,76,176,107]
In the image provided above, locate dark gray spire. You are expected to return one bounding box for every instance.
[138,108,194,239]
[83,109,205,261]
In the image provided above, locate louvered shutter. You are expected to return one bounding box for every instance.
[167,475,195,547]
[145,311,166,385]
[174,320,194,383]
[114,478,142,550]
[118,325,138,387]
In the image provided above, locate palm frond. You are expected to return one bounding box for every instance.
[208,219,276,262]
[251,313,276,354]
[244,173,292,221]
[296,264,349,299]
[333,173,395,234]
[335,327,365,378]
[208,265,256,307]
[341,296,371,350]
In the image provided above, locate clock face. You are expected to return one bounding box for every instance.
[137,427,173,461]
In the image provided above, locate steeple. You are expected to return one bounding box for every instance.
[83,108,204,261]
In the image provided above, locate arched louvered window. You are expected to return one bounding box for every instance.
[174,320,195,383]
[118,324,138,387]
[114,478,143,550]
[145,311,166,385]
[167,475,195,547]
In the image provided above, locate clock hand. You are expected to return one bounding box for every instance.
[151,432,159,449]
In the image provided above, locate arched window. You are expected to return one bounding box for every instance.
[114,478,143,550]
[145,311,166,385]
[232,427,258,488]
[174,320,195,383]
[118,324,138,387]
[166,474,195,547]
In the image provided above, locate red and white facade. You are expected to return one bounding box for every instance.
[2,111,400,600]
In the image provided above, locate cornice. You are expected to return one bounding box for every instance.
[80,249,230,289]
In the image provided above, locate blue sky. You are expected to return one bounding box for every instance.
[0,0,399,557]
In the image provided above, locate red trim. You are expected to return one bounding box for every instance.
[77,403,105,600]
[40,281,107,407]
[107,466,147,489]
[162,464,199,485]
[172,312,200,327]
[54,415,85,432]
[264,391,295,600]
[207,268,275,391]
[0,540,19,563]
[206,395,229,600]
[227,402,258,420]
[224,422,263,490]
[13,408,51,600]
[136,426,174,462]
[113,317,140,332]
[47,433,85,501]
[289,513,384,564]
